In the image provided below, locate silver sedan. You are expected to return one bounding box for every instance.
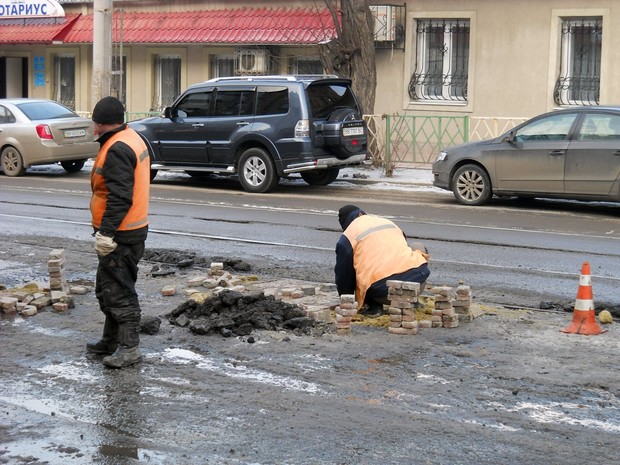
[0,98,99,176]
[432,106,620,205]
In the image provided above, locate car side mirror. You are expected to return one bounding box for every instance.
[163,107,175,118]
[503,130,517,144]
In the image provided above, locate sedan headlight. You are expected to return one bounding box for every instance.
[435,151,448,162]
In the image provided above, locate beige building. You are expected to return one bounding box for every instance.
[1,0,618,160]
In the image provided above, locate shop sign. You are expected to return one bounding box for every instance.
[0,0,65,19]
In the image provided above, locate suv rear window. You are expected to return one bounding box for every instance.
[307,84,358,119]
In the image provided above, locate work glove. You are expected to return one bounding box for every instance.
[410,241,430,261]
[95,231,117,256]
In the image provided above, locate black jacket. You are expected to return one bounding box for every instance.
[94,124,148,244]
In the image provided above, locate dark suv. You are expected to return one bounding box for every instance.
[129,75,368,193]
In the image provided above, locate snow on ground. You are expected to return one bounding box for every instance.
[25,160,440,193]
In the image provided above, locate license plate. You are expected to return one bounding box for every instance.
[343,126,364,137]
[64,129,86,138]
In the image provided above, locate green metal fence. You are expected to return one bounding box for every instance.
[364,114,469,171]
[364,114,529,173]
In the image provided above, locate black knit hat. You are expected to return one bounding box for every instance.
[338,204,364,230]
[92,96,125,124]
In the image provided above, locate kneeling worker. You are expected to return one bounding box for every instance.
[334,205,430,317]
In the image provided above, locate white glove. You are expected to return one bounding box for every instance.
[95,231,117,256]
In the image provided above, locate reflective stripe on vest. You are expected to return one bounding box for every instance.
[90,127,150,231]
[343,215,427,308]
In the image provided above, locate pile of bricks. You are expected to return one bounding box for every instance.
[334,294,357,335]
[430,285,474,327]
[48,249,66,291]
[178,262,256,297]
[432,286,459,328]
[387,280,420,335]
[0,249,88,317]
[453,285,474,322]
[0,285,78,317]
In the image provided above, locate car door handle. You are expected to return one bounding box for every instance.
[548,150,565,156]
[613,150,620,156]
[192,123,204,128]
[236,121,250,126]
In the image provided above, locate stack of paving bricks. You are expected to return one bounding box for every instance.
[335,294,357,335]
[432,286,459,328]
[48,249,66,292]
[387,280,419,335]
[453,285,473,322]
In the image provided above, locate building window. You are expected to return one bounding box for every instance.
[53,55,75,110]
[152,55,181,111]
[111,55,126,105]
[288,56,323,75]
[409,19,469,103]
[554,18,601,106]
[211,55,235,78]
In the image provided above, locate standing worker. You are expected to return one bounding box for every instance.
[334,205,430,317]
[87,96,150,368]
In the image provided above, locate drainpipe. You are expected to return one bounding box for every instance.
[92,0,113,108]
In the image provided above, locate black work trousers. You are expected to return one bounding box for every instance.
[95,242,145,325]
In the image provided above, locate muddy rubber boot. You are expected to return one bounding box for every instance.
[359,302,384,318]
[103,321,142,368]
[86,316,118,355]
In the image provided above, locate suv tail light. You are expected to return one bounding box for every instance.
[295,119,310,138]
[36,124,54,140]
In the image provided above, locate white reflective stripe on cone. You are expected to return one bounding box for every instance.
[574,299,594,311]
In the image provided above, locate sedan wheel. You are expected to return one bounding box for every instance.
[1,146,26,177]
[60,159,86,173]
[238,148,279,193]
[452,164,492,206]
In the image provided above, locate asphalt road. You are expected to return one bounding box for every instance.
[1,166,619,308]
[0,166,619,465]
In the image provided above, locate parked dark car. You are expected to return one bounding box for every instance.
[129,75,368,193]
[0,98,98,177]
[432,106,620,205]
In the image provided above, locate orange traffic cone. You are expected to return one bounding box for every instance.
[561,262,606,335]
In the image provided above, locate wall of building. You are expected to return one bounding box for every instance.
[388,0,620,120]
[4,0,620,121]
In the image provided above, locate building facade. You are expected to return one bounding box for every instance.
[1,0,618,123]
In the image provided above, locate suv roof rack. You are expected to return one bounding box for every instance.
[204,74,339,83]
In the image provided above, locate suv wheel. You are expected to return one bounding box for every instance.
[301,168,340,186]
[60,159,86,173]
[452,164,492,206]
[238,148,279,193]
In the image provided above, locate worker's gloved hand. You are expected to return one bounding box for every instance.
[95,231,117,256]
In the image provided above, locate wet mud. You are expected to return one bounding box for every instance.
[0,236,618,465]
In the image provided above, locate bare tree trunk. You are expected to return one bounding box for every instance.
[319,0,376,115]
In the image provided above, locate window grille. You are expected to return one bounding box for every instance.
[53,55,75,110]
[211,56,235,78]
[111,55,126,105]
[554,18,601,106]
[288,56,323,75]
[409,19,469,102]
[152,55,181,111]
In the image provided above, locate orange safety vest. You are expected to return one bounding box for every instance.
[90,127,150,231]
[343,215,427,308]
